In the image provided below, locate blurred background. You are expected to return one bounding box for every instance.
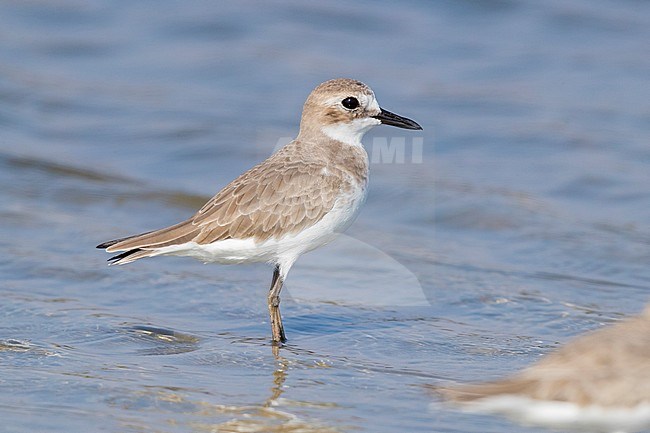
[1,1,649,432]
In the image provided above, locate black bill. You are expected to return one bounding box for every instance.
[373,108,422,130]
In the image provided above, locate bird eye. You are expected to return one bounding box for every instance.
[341,97,360,110]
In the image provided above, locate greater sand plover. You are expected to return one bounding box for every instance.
[97,78,422,343]
[438,306,650,433]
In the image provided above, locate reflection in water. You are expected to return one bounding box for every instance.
[195,351,340,432]
[267,347,288,406]
[264,344,288,407]
[169,353,340,432]
[101,330,340,432]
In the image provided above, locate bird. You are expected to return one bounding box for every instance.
[437,305,650,433]
[97,78,422,344]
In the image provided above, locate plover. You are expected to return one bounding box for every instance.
[97,78,422,343]
[438,306,650,433]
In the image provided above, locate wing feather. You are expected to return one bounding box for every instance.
[191,160,343,244]
[100,142,356,254]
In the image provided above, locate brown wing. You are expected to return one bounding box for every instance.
[103,157,343,253]
[191,158,344,243]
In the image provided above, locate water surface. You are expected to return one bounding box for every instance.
[1,1,649,432]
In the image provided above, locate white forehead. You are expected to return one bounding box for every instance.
[361,92,380,112]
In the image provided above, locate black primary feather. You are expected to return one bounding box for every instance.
[96,230,155,249]
[107,248,143,263]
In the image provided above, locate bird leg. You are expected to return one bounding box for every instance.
[268,265,287,344]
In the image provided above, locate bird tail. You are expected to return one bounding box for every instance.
[104,247,158,265]
[96,232,158,265]
[96,219,200,265]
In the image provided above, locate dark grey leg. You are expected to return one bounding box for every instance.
[268,265,286,344]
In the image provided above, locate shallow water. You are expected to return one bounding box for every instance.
[1,1,649,432]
